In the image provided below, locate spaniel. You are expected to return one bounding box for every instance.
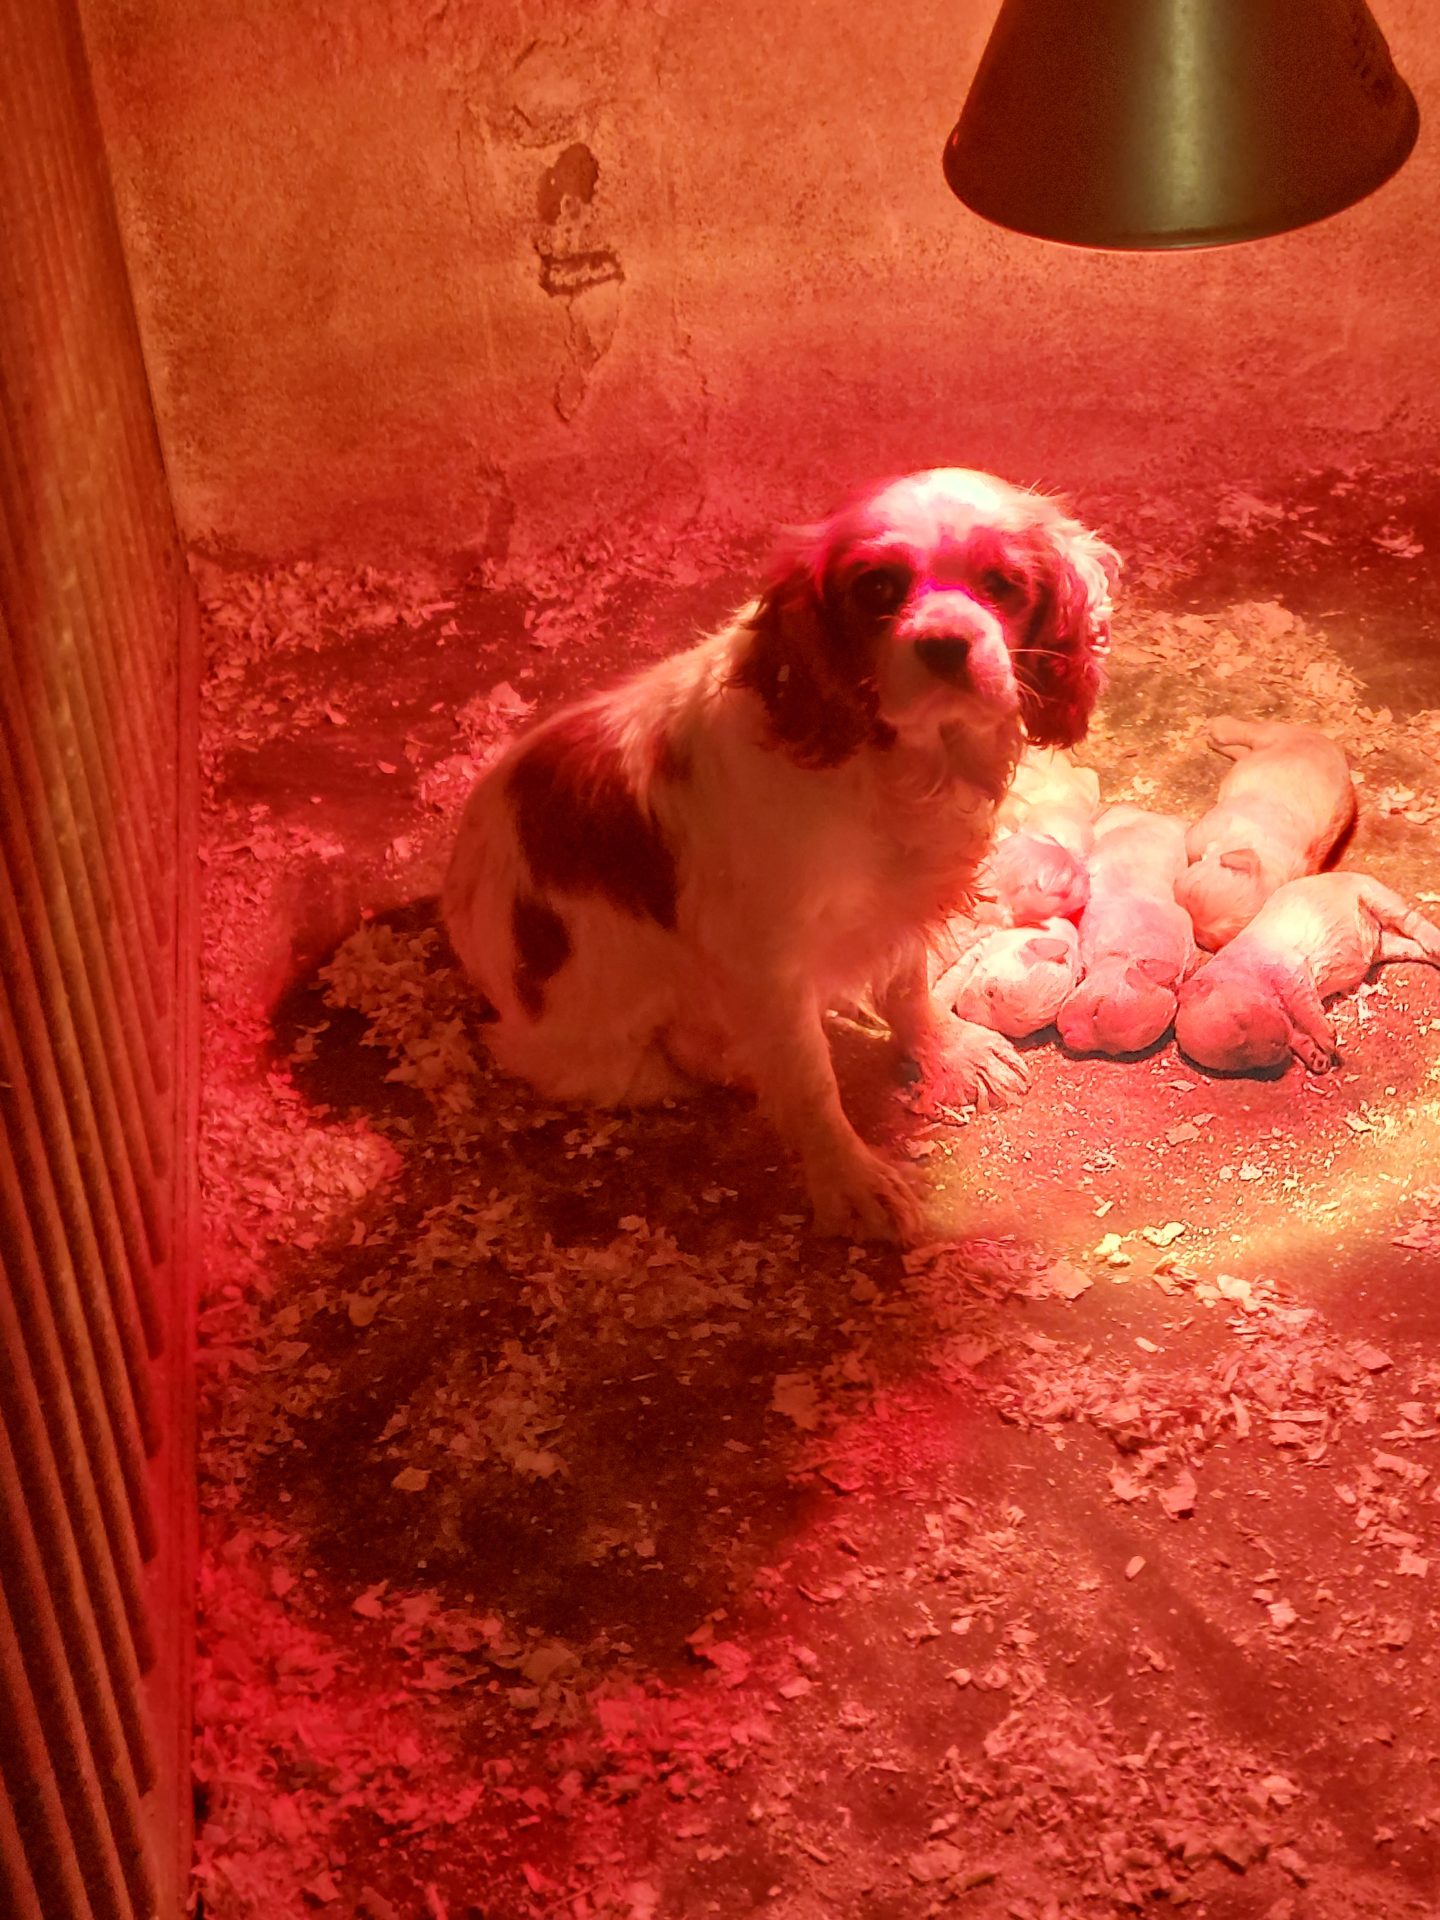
[443,468,1119,1240]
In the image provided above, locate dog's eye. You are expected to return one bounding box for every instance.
[977,567,1025,606]
[849,567,910,618]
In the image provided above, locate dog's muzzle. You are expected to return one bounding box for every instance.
[904,589,1017,710]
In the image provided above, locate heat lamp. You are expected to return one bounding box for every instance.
[944,0,1420,249]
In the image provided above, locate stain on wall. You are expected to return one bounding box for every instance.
[534,139,624,422]
[77,0,1440,564]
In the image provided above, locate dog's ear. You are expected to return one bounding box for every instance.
[731,526,895,768]
[1022,521,1121,749]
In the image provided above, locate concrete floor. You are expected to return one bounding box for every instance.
[191,462,1440,1920]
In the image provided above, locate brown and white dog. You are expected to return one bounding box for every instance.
[443,468,1119,1240]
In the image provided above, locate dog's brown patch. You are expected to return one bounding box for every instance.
[732,586,896,769]
[1014,528,1116,748]
[652,725,692,784]
[509,708,679,929]
[511,893,571,1018]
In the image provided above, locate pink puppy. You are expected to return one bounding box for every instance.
[1175,872,1440,1074]
[936,919,1082,1039]
[987,747,1103,925]
[997,746,1103,854]
[1057,806,1199,1056]
[1176,718,1356,951]
[986,832,1091,926]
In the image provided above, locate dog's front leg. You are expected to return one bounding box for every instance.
[881,942,1029,1114]
[735,980,924,1243]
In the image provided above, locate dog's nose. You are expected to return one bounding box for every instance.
[914,635,971,684]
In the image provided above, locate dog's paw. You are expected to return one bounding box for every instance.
[806,1143,925,1244]
[905,1015,1029,1115]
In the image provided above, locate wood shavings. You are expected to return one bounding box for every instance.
[1142,1221,1186,1247]
[1353,1344,1395,1373]
[1041,1259,1092,1300]
[1372,526,1424,558]
[1109,1466,1147,1505]
[686,1627,753,1689]
[1159,1468,1198,1518]
[1393,1189,1440,1253]
[1092,1232,1130,1267]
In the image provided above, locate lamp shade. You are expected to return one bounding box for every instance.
[943,0,1420,249]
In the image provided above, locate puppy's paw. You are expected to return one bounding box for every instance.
[807,1144,925,1244]
[904,1015,1029,1115]
[1288,1026,1339,1074]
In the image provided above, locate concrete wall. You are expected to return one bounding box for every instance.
[79,0,1440,566]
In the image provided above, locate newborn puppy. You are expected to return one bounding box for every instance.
[1176,718,1356,950]
[996,746,1103,853]
[985,746,1103,924]
[1057,806,1198,1056]
[986,829,1091,926]
[1175,872,1440,1073]
[935,919,1082,1038]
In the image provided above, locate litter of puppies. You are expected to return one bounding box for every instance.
[936,719,1440,1079]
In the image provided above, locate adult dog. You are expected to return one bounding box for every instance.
[444,469,1118,1239]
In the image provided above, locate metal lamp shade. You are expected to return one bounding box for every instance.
[944,0,1420,249]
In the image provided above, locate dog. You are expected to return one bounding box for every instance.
[1056,806,1199,1056]
[1175,872,1440,1074]
[443,468,1119,1240]
[935,918,1083,1039]
[1176,718,1356,950]
[984,744,1103,925]
[985,830,1092,927]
